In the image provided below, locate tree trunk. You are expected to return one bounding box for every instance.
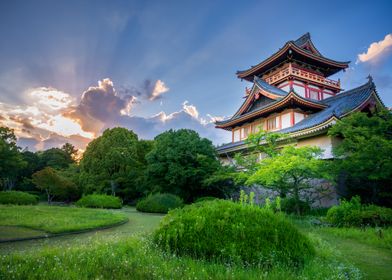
[46,190,53,205]
[293,183,301,215]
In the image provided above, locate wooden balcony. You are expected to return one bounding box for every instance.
[263,64,340,90]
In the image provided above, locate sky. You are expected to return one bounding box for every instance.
[0,0,391,151]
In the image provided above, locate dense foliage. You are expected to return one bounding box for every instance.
[32,167,78,204]
[136,193,183,213]
[281,197,311,215]
[245,144,328,215]
[145,129,224,202]
[194,196,218,203]
[0,191,38,205]
[76,194,122,209]
[154,200,314,267]
[80,128,148,201]
[329,110,392,206]
[326,196,392,227]
[0,127,26,190]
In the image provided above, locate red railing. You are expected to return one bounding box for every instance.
[264,65,340,89]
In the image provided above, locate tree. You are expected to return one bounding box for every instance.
[80,127,142,200]
[246,145,328,214]
[61,143,78,161]
[145,129,222,202]
[16,150,42,191]
[328,110,392,206]
[32,167,76,204]
[0,127,26,190]
[38,148,74,169]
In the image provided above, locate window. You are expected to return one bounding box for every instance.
[281,113,291,129]
[252,121,264,133]
[233,129,240,142]
[309,89,319,100]
[241,126,250,139]
[267,117,277,130]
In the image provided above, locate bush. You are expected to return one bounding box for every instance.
[326,196,392,227]
[136,193,183,214]
[0,191,38,205]
[76,194,122,209]
[194,196,218,203]
[281,197,311,215]
[154,200,314,267]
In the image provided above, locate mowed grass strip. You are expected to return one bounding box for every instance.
[0,205,128,235]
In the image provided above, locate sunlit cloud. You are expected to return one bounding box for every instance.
[150,80,169,101]
[357,33,392,64]
[33,114,94,139]
[28,87,74,111]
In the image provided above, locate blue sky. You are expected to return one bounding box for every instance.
[0,0,391,150]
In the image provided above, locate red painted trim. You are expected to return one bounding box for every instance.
[291,111,295,126]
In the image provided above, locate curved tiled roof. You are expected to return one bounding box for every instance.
[254,76,287,96]
[216,79,327,128]
[216,79,382,153]
[237,33,350,80]
[280,79,377,133]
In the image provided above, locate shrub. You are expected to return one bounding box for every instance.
[136,193,183,214]
[0,191,38,205]
[154,200,314,267]
[194,196,218,203]
[281,197,311,215]
[76,194,122,209]
[326,196,392,227]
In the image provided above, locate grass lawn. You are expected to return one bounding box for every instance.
[0,205,128,239]
[1,208,391,279]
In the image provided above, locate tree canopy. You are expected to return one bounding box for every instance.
[145,129,222,202]
[0,127,26,190]
[328,110,392,206]
[79,127,143,199]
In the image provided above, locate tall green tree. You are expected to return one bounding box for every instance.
[145,129,222,202]
[38,148,74,169]
[0,127,26,190]
[246,145,328,214]
[328,110,392,206]
[80,127,142,200]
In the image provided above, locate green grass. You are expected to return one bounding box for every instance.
[0,205,128,238]
[292,216,392,280]
[0,234,361,280]
[2,208,392,279]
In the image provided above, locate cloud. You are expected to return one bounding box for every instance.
[357,34,392,64]
[182,101,199,119]
[65,78,136,134]
[0,78,230,151]
[119,79,169,101]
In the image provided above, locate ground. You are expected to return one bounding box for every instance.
[0,206,391,279]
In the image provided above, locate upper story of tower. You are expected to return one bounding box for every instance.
[237,33,350,100]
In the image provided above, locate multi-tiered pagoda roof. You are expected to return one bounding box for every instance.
[215,33,385,156]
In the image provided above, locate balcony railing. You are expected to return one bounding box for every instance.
[263,65,340,89]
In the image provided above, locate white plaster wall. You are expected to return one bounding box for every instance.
[294,112,305,123]
[281,113,291,129]
[297,134,333,159]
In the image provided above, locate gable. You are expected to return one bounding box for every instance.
[245,94,276,114]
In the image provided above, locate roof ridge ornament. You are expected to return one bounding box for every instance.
[367,74,373,83]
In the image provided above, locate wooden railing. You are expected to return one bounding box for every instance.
[263,65,340,89]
